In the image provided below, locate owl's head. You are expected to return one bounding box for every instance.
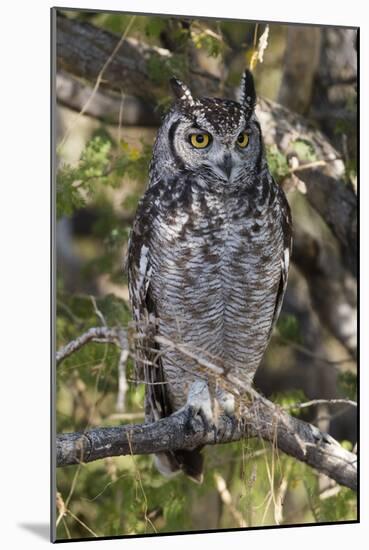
[153,70,264,186]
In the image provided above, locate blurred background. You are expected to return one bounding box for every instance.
[54,9,357,540]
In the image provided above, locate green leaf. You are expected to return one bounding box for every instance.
[276,313,302,343]
[146,53,187,85]
[338,371,357,401]
[192,32,224,57]
[145,18,166,38]
[56,135,112,218]
[340,440,353,451]
[95,294,131,327]
[320,487,357,522]
[56,136,151,220]
[265,144,289,179]
[291,139,317,163]
[271,389,308,415]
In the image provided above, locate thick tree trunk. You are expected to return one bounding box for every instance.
[310,27,357,155]
[278,27,322,114]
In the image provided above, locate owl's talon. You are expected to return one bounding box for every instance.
[182,405,197,433]
[183,379,214,433]
[216,388,236,416]
[181,404,212,434]
[216,423,226,441]
[216,415,238,442]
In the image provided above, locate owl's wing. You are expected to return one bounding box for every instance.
[270,180,293,331]
[127,189,205,482]
[127,197,173,423]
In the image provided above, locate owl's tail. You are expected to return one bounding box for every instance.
[154,449,204,484]
[143,358,205,482]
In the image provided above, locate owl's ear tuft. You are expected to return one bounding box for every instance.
[170,77,196,107]
[239,69,256,114]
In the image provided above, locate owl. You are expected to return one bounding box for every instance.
[127,70,292,483]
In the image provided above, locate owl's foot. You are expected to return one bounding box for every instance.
[215,388,238,441]
[216,415,239,442]
[179,382,239,438]
[181,379,214,434]
[215,388,235,416]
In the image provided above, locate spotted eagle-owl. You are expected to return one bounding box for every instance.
[127,70,292,483]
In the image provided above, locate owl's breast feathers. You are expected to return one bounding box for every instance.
[128,172,292,411]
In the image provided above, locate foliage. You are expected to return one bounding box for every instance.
[276,313,302,343]
[146,52,188,86]
[56,432,356,539]
[338,371,357,401]
[266,144,290,180]
[291,138,317,163]
[271,389,308,416]
[57,134,151,219]
[191,29,224,58]
[265,139,317,183]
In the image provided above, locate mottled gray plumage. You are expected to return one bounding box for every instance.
[127,70,292,482]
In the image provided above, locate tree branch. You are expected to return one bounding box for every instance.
[56,72,160,126]
[56,326,126,364]
[56,395,357,491]
[56,326,357,492]
[292,229,357,358]
[287,398,357,410]
[257,98,357,277]
[56,12,221,101]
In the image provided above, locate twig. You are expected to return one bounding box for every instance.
[154,334,224,376]
[289,160,327,173]
[116,349,129,412]
[126,433,157,534]
[90,295,107,327]
[58,15,136,151]
[106,412,145,422]
[117,89,125,145]
[56,488,99,538]
[56,326,122,364]
[66,509,99,538]
[214,472,247,527]
[56,492,67,528]
[274,461,293,525]
[275,335,353,365]
[287,398,357,411]
[250,25,269,70]
[320,484,341,500]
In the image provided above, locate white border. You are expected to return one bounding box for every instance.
[1,0,366,547]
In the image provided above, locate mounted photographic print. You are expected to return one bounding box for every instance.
[51,7,358,542]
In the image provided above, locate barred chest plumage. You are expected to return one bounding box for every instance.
[147,175,284,410]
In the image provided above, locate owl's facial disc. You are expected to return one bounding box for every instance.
[174,120,254,183]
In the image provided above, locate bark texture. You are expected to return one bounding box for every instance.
[56,396,357,491]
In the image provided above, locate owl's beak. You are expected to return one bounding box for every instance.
[217,153,233,180]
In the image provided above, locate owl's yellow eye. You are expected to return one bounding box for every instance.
[189,133,211,149]
[237,132,249,148]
